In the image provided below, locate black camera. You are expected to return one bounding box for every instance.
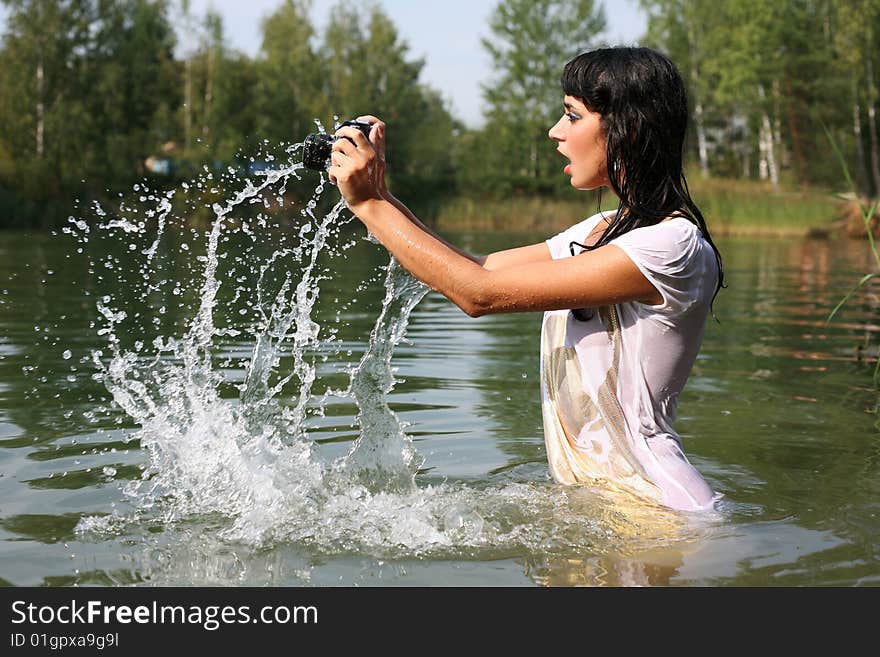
[301,119,372,171]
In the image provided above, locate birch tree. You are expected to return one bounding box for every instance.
[475,0,606,194]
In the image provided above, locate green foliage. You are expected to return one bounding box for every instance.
[455,0,606,199]
[0,0,459,226]
[824,126,880,392]
[317,3,456,206]
[642,0,880,196]
[254,0,321,147]
[0,0,179,227]
[1,0,878,228]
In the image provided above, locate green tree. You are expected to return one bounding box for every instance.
[319,2,457,206]
[643,0,850,189]
[455,0,605,198]
[87,0,179,183]
[0,0,178,227]
[175,6,250,163]
[0,0,94,225]
[253,0,322,148]
[209,52,260,162]
[831,0,880,197]
[640,0,721,177]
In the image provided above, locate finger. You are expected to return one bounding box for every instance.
[330,149,349,167]
[330,149,369,182]
[334,133,373,172]
[372,124,385,160]
[356,115,386,158]
[334,144,369,172]
[335,126,373,152]
[331,136,354,156]
[356,115,384,131]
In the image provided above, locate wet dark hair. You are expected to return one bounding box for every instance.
[563,46,724,303]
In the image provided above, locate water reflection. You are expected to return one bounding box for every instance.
[526,549,685,586]
[1,229,879,586]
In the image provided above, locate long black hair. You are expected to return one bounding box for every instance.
[562,46,724,302]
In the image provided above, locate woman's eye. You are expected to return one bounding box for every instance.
[566,112,581,122]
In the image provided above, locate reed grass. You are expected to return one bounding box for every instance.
[431,177,844,236]
[823,127,880,409]
[687,178,843,236]
[431,196,612,233]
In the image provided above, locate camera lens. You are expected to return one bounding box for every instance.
[301,120,373,172]
[302,133,335,171]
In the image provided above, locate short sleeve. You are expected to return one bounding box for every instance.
[611,219,714,314]
[545,212,611,260]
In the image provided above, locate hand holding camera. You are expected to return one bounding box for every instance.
[312,116,386,210]
[301,119,373,171]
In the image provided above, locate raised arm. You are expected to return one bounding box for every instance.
[382,189,551,269]
[352,116,553,271]
[330,122,660,316]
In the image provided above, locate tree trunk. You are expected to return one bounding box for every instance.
[867,58,880,195]
[759,113,778,188]
[758,123,768,181]
[690,55,709,175]
[780,77,806,184]
[772,79,788,169]
[695,99,709,176]
[758,86,779,188]
[202,50,214,141]
[854,101,869,194]
[185,57,192,150]
[685,19,708,176]
[530,138,537,179]
[36,60,44,157]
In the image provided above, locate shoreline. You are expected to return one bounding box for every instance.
[3,178,874,240]
[428,179,874,240]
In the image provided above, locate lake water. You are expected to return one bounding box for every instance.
[1,216,878,587]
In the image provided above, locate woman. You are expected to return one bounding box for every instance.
[328,46,723,512]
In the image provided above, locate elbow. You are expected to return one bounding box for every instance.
[462,303,488,318]
[456,285,495,318]
[442,271,499,318]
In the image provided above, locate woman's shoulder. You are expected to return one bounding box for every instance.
[628,215,699,237]
[613,217,714,279]
[614,217,704,252]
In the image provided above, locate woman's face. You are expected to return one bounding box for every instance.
[548,95,609,190]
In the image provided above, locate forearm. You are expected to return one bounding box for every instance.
[330,118,654,316]
[381,192,486,266]
[349,198,655,315]
[352,197,492,316]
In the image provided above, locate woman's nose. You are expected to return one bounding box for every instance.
[548,116,566,141]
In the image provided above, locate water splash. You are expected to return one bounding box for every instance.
[334,257,428,492]
[70,140,716,563]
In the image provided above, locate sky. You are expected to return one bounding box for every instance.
[0,0,648,127]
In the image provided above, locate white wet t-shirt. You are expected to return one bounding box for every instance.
[540,211,719,511]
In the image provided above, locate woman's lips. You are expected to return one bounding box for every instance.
[557,148,571,175]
